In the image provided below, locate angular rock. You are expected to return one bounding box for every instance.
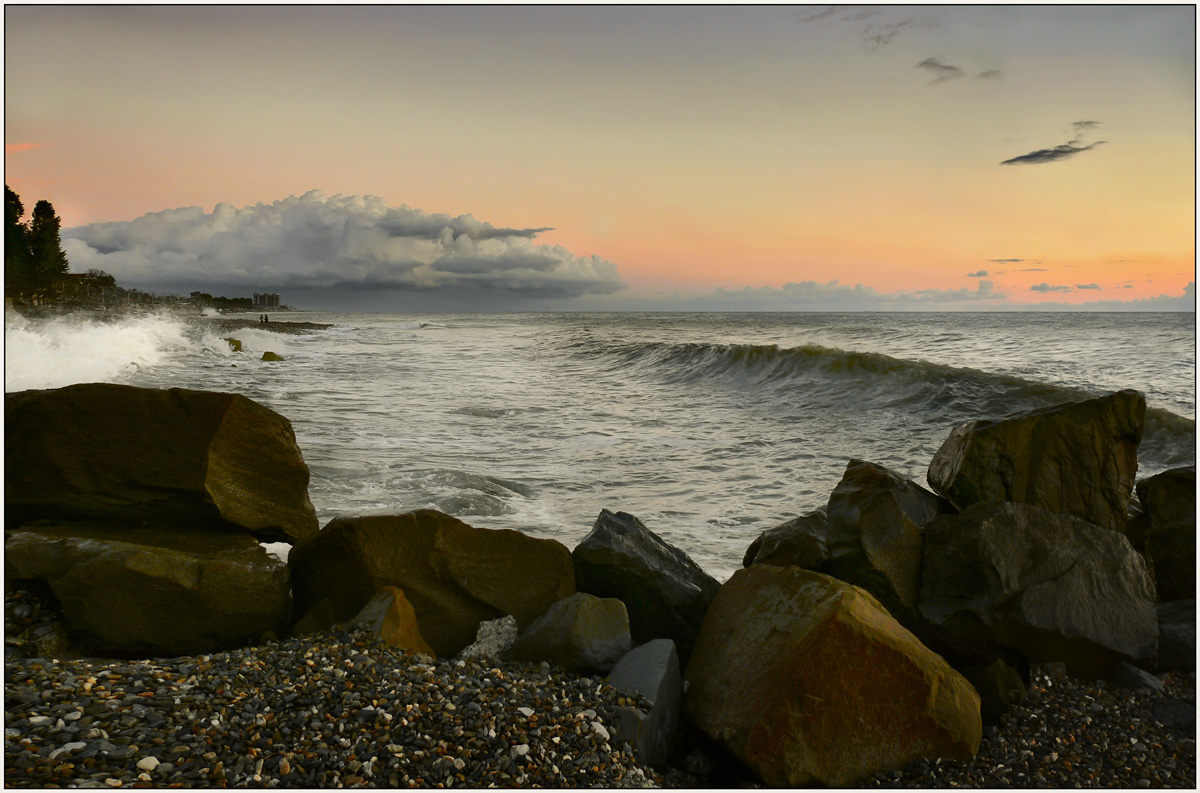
[349,586,435,656]
[742,509,829,569]
[1113,661,1164,691]
[5,520,290,656]
[959,659,1027,724]
[261,351,284,362]
[824,459,945,623]
[288,510,574,657]
[506,592,631,674]
[5,383,319,543]
[458,615,519,661]
[1136,466,1196,602]
[573,509,720,663]
[927,390,1145,533]
[684,566,981,787]
[610,639,682,771]
[1156,599,1196,673]
[919,501,1158,678]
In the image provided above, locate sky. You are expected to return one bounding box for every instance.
[5,5,1196,311]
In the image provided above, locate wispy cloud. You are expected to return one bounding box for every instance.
[1075,284,1102,290]
[975,69,1003,79]
[916,57,964,83]
[966,270,988,277]
[62,190,625,305]
[1030,283,1072,293]
[1001,120,1107,166]
[1022,268,1049,272]
[797,6,938,50]
[989,258,1024,263]
[4,143,43,154]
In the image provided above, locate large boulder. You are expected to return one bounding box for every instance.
[288,510,574,657]
[919,501,1158,678]
[609,639,682,771]
[506,592,631,674]
[572,510,720,663]
[823,459,945,624]
[5,383,319,543]
[927,390,1145,533]
[1135,466,1195,602]
[742,508,830,569]
[5,520,290,657]
[684,566,981,787]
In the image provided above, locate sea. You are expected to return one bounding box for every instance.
[5,309,1196,582]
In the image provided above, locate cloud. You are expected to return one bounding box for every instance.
[61,191,624,306]
[1001,120,1107,165]
[966,270,988,277]
[989,258,1024,263]
[1026,282,1194,312]
[1030,283,1072,293]
[1021,268,1048,272]
[1075,283,1102,290]
[4,143,43,154]
[797,6,937,50]
[975,69,1003,79]
[916,57,964,83]
[630,278,1009,311]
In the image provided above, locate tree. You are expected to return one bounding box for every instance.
[27,200,70,299]
[5,185,33,299]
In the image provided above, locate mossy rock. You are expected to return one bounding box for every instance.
[261,351,284,362]
[223,338,242,352]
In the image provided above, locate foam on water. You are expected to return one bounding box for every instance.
[4,312,204,392]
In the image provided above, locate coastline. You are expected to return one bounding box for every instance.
[4,584,1194,788]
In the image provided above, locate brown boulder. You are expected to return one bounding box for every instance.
[349,586,435,656]
[288,510,574,657]
[684,566,981,787]
[824,459,945,623]
[927,390,1145,533]
[919,501,1158,678]
[5,520,291,657]
[5,383,319,543]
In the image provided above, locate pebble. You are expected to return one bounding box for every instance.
[865,667,1196,789]
[4,608,667,788]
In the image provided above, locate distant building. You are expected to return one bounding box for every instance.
[253,292,281,309]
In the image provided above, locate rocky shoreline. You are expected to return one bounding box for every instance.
[5,585,1194,789]
[5,381,1196,787]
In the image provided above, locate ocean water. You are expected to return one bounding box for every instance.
[6,309,1195,581]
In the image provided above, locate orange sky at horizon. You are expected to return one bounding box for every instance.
[5,6,1194,309]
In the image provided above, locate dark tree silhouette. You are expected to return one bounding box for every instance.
[5,185,34,299]
[27,199,69,297]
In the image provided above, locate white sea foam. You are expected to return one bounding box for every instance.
[4,313,201,392]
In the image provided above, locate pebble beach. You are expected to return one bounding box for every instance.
[5,588,1195,789]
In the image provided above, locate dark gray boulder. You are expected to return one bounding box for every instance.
[742,508,830,569]
[927,390,1145,534]
[6,520,291,657]
[573,510,720,664]
[1135,466,1195,602]
[958,659,1027,725]
[609,639,682,771]
[1156,600,1195,673]
[919,501,1158,679]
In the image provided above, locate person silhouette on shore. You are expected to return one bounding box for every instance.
[264,314,269,324]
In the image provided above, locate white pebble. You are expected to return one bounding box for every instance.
[511,744,530,758]
[517,707,535,718]
[137,756,160,772]
[592,721,611,741]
